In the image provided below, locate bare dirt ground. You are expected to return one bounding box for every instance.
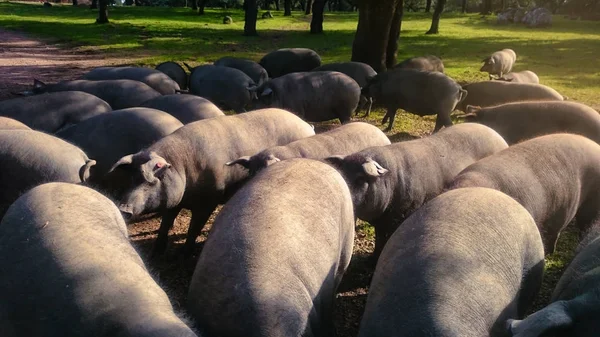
[0,29,373,336]
[0,29,134,100]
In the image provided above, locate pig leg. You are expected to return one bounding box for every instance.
[182,204,218,256]
[382,107,397,132]
[356,96,368,116]
[364,97,373,117]
[433,112,452,133]
[152,207,183,256]
[574,199,600,237]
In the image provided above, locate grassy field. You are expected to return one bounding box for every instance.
[1,2,600,107]
[1,1,599,330]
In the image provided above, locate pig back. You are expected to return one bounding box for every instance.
[358,187,544,337]
[0,130,93,217]
[458,81,563,111]
[188,159,354,337]
[0,182,197,337]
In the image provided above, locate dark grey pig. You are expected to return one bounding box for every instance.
[31,79,161,110]
[0,91,111,133]
[259,48,322,78]
[457,81,564,112]
[214,56,269,87]
[480,48,517,79]
[0,183,197,337]
[449,133,600,254]
[459,101,600,144]
[254,71,360,124]
[507,226,600,337]
[0,117,30,130]
[188,158,354,337]
[394,55,445,73]
[156,61,188,90]
[227,122,390,175]
[56,107,183,192]
[140,94,224,124]
[495,70,540,84]
[82,66,181,95]
[312,62,377,115]
[363,68,467,132]
[188,65,257,113]
[0,130,95,218]
[358,187,544,337]
[326,123,508,260]
[109,109,315,255]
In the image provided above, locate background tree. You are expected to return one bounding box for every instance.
[73,0,78,6]
[90,0,98,9]
[96,0,109,23]
[480,0,492,14]
[244,0,258,35]
[310,0,327,33]
[305,0,312,13]
[191,0,197,10]
[425,0,431,11]
[461,0,467,13]
[351,0,404,72]
[285,0,292,15]
[198,0,207,14]
[426,0,445,34]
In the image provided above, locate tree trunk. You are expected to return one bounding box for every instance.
[461,0,467,13]
[198,0,206,14]
[425,0,431,12]
[387,0,403,68]
[284,0,292,15]
[351,0,402,72]
[275,0,280,10]
[480,0,492,14]
[244,0,258,35]
[191,0,197,10]
[500,0,505,10]
[262,0,270,9]
[426,0,445,34]
[305,0,312,13]
[73,0,78,6]
[96,0,108,23]
[310,0,326,33]
[90,0,97,8]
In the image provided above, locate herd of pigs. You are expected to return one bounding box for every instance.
[0,46,599,337]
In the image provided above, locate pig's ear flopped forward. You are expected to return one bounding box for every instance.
[226,156,252,169]
[362,159,388,178]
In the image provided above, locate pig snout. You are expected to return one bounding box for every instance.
[119,204,134,220]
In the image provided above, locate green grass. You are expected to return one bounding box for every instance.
[1,2,595,310]
[1,2,600,108]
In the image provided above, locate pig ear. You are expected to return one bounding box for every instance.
[362,160,388,178]
[108,154,135,174]
[265,155,281,166]
[79,159,96,183]
[506,301,574,337]
[33,79,46,91]
[466,105,481,114]
[153,161,172,180]
[261,87,273,96]
[226,156,252,169]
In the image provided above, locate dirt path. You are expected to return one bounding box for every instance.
[0,29,136,100]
